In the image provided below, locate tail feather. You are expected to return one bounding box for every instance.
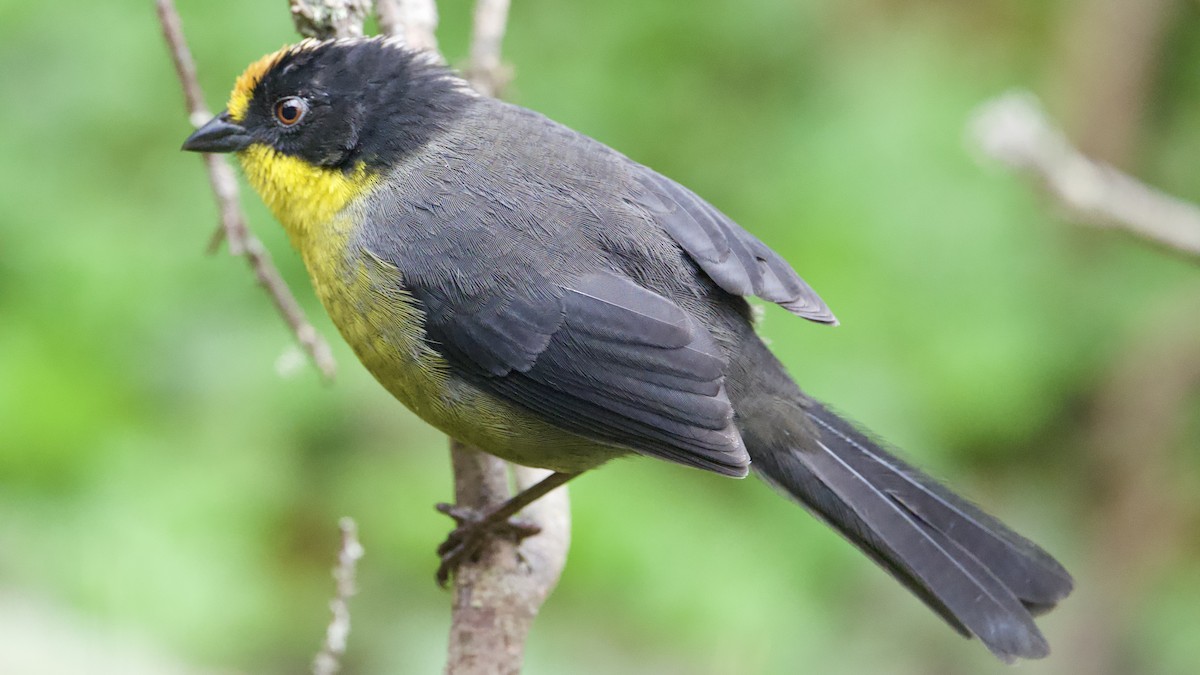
[748,400,1073,663]
[806,403,1073,611]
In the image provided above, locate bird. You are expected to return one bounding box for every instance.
[182,36,1073,662]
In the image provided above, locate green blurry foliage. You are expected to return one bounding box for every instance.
[1,0,1199,673]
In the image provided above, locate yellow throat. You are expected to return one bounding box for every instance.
[235,145,377,245]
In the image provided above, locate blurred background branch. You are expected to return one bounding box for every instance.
[970,91,1200,260]
[1051,0,1177,169]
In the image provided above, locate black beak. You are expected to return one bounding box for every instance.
[182,111,252,153]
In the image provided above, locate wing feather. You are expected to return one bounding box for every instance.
[415,269,750,476]
[631,170,838,324]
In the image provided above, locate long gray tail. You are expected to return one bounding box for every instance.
[747,399,1073,662]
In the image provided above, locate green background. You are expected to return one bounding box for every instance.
[3,0,1200,673]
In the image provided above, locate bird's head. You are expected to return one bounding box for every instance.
[182,38,473,238]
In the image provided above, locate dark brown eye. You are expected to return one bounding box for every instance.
[274,97,308,126]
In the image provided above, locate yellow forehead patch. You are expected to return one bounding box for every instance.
[227,46,289,122]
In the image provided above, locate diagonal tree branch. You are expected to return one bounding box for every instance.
[155,0,338,383]
[970,91,1200,261]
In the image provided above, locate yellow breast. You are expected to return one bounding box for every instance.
[237,145,378,248]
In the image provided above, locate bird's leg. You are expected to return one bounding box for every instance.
[435,470,579,586]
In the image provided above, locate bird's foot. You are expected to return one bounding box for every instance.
[434,502,542,587]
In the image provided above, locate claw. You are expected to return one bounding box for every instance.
[435,502,467,525]
[434,503,543,586]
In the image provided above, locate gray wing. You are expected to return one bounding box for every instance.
[458,100,835,324]
[413,269,750,477]
[629,169,837,324]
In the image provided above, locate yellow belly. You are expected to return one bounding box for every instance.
[302,217,619,473]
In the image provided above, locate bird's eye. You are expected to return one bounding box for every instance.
[274,97,309,127]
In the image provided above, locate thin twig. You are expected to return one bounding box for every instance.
[313,518,366,675]
[155,0,338,382]
[969,90,1200,260]
[466,0,513,97]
